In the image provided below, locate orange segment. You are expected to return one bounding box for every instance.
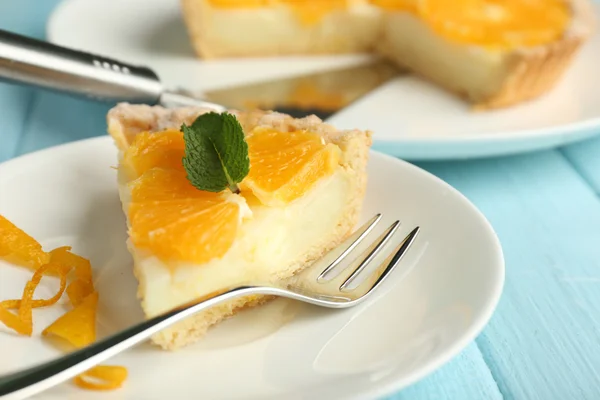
[121,130,185,180]
[0,215,50,269]
[43,291,99,348]
[129,168,224,203]
[207,0,346,24]
[241,128,341,206]
[129,169,244,264]
[419,0,569,48]
[373,0,570,48]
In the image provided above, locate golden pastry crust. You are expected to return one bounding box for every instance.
[107,103,372,350]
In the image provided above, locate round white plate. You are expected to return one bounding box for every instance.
[47,0,600,160]
[0,137,504,399]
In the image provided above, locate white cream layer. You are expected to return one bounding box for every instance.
[198,2,381,56]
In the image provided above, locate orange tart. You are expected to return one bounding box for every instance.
[107,103,372,349]
[179,0,595,108]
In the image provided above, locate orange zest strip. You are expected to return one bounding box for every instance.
[73,366,128,391]
[0,262,68,336]
[49,247,93,283]
[0,306,30,335]
[42,291,99,348]
[18,263,69,335]
[66,279,95,307]
[1,210,126,392]
[0,215,50,270]
[0,263,69,310]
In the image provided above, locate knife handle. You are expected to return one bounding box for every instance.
[0,29,163,104]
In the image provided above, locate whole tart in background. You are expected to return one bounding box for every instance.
[179,0,596,109]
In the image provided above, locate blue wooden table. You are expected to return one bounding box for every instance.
[2,1,600,399]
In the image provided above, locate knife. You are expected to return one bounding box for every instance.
[0,29,400,119]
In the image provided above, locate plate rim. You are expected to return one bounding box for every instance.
[0,136,505,399]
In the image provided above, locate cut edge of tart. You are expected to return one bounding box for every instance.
[374,0,597,109]
[178,0,596,109]
[179,0,382,59]
[107,103,372,350]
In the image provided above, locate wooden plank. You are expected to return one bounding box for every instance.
[417,150,600,399]
[388,344,503,400]
[0,84,34,162]
[562,137,600,195]
[15,92,111,156]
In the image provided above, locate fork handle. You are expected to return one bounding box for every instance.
[0,29,163,104]
[0,286,260,400]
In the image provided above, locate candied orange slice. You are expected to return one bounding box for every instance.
[0,215,50,269]
[128,169,243,264]
[43,291,98,348]
[241,128,341,206]
[74,366,128,391]
[121,130,185,180]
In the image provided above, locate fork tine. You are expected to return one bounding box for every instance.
[338,220,401,291]
[317,213,382,282]
[346,226,420,294]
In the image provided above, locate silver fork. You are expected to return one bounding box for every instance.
[0,215,419,400]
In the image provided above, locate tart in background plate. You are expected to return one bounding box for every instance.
[180,0,595,109]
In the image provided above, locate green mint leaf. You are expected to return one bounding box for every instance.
[181,112,249,193]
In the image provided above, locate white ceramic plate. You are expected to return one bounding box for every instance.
[46,0,600,160]
[0,137,504,399]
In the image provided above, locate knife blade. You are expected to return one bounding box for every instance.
[0,29,401,117]
[198,59,402,120]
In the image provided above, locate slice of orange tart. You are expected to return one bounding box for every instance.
[107,104,371,350]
